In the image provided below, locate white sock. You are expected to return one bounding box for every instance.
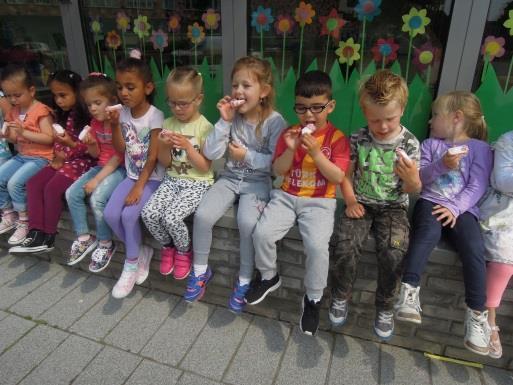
[261,270,277,281]
[99,240,112,247]
[194,264,208,276]
[239,276,251,286]
[78,234,91,242]
[307,294,322,303]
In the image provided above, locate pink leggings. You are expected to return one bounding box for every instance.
[486,261,513,308]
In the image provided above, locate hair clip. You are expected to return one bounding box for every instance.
[89,72,107,78]
[129,49,142,60]
[197,72,202,77]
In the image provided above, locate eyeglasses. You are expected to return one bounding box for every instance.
[293,101,332,114]
[166,95,199,110]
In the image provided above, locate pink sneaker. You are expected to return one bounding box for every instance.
[8,220,29,245]
[160,246,176,275]
[136,245,154,285]
[173,250,192,280]
[112,266,137,299]
[0,212,17,234]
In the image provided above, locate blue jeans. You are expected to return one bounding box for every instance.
[65,166,126,241]
[0,154,49,212]
[402,198,487,311]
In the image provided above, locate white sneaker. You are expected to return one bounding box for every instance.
[8,221,29,245]
[464,308,491,356]
[395,282,422,324]
[112,267,137,299]
[0,213,16,234]
[136,245,153,285]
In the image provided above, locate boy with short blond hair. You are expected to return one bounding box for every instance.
[329,69,421,339]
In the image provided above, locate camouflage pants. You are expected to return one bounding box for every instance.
[329,205,410,310]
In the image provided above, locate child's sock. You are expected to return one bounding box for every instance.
[261,271,277,281]
[307,294,322,303]
[123,260,138,271]
[193,264,208,276]
[18,211,28,222]
[99,240,112,247]
[78,234,91,242]
[239,276,251,286]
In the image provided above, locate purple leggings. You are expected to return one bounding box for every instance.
[104,177,160,260]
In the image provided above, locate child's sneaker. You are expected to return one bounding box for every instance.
[173,249,192,280]
[89,243,116,273]
[0,213,16,234]
[67,236,98,266]
[374,310,394,339]
[245,273,281,305]
[329,297,348,326]
[395,282,422,324]
[300,294,321,336]
[160,246,175,275]
[9,229,47,253]
[112,265,137,299]
[464,308,490,355]
[228,280,250,313]
[8,220,29,245]
[488,326,502,359]
[184,267,213,302]
[136,245,153,285]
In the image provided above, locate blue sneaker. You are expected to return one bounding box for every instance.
[184,267,213,303]
[228,280,250,313]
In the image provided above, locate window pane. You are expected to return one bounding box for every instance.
[248,0,453,139]
[79,0,223,123]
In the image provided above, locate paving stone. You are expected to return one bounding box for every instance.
[10,269,87,318]
[70,286,147,341]
[0,261,62,309]
[274,327,333,385]
[125,359,182,385]
[0,253,15,266]
[430,359,481,385]
[72,346,141,385]
[180,307,252,381]
[177,372,222,385]
[0,314,35,353]
[0,256,41,288]
[481,366,513,385]
[39,274,111,329]
[19,334,102,385]
[141,300,214,366]
[0,310,8,321]
[105,290,178,353]
[0,325,68,385]
[380,344,431,385]
[328,335,379,385]
[224,315,290,385]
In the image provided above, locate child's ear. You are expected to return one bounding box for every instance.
[145,82,155,96]
[327,99,336,113]
[196,93,204,104]
[260,83,271,99]
[454,109,464,123]
[29,86,36,98]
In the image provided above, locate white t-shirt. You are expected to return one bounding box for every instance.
[120,105,165,181]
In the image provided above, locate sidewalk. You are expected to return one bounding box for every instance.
[0,249,511,385]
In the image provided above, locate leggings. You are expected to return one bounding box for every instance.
[486,261,513,308]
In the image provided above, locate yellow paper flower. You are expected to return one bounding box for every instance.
[187,22,205,44]
[202,8,220,30]
[401,7,430,37]
[116,11,130,32]
[335,37,360,66]
[133,15,151,39]
[295,2,315,26]
[504,10,513,36]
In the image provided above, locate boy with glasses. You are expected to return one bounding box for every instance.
[245,70,350,336]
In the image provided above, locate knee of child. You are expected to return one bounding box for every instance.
[193,205,212,227]
[6,177,21,193]
[121,207,138,225]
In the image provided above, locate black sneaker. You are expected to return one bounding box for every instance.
[9,230,48,253]
[300,294,321,336]
[44,233,56,252]
[245,273,281,305]
[374,309,394,340]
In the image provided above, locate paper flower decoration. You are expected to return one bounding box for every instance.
[355,0,381,22]
[106,30,121,50]
[133,15,151,39]
[295,2,315,26]
[402,7,430,37]
[116,11,130,32]
[481,36,505,61]
[202,8,220,30]
[371,38,399,64]
[251,6,274,33]
[336,37,361,66]
[188,22,205,44]
[319,8,346,40]
[275,15,295,35]
[90,17,102,37]
[150,29,168,50]
[413,42,440,71]
[168,14,181,32]
[504,10,513,35]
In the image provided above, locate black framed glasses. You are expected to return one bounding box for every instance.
[293,101,332,114]
[166,95,200,110]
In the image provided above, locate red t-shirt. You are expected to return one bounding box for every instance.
[89,118,124,167]
[274,122,350,198]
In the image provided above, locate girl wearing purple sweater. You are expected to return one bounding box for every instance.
[394,91,493,356]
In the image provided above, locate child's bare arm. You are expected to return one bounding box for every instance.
[340,164,365,218]
[16,115,54,145]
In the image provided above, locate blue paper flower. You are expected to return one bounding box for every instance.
[251,6,274,33]
[355,0,382,22]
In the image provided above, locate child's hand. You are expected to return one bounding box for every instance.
[54,131,75,147]
[217,96,235,122]
[345,201,365,218]
[9,120,24,136]
[82,132,97,146]
[107,109,121,129]
[169,133,193,153]
[158,131,174,147]
[432,204,456,227]
[83,178,99,195]
[284,127,301,151]
[395,157,421,192]
[125,184,143,206]
[228,141,247,161]
[50,152,65,170]
[442,151,464,170]
[301,133,321,158]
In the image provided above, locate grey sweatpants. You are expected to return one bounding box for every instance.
[193,174,270,279]
[253,189,337,299]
